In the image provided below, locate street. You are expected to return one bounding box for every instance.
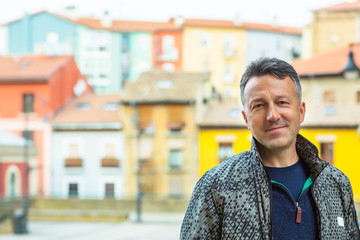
[1,212,184,240]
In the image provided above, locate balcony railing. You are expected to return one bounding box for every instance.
[64,158,82,167]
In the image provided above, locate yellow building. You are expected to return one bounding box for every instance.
[181,19,247,101]
[120,70,213,198]
[199,45,360,201]
[293,44,360,200]
[304,1,360,57]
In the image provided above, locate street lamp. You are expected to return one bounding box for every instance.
[130,101,142,222]
[343,45,360,80]
[15,94,32,233]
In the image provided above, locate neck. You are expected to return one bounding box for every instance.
[257,142,299,168]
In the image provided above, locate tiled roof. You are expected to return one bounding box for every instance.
[315,0,360,11]
[199,102,247,127]
[0,129,29,146]
[121,70,209,103]
[1,10,77,26]
[2,10,300,34]
[51,93,121,126]
[302,105,360,127]
[291,44,360,76]
[182,18,302,35]
[0,55,74,82]
[77,17,179,32]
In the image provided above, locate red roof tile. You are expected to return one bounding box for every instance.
[182,18,302,35]
[0,55,74,82]
[315,0,360,11]
[51,93,121,124]
[77,17,179,32]
[291,44,360,76]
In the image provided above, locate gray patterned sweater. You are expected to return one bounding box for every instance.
[180,134,360,239]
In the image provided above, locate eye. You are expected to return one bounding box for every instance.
[278,101,288,105]
[253,103,264,109]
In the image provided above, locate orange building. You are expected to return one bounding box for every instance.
[0,55,91,197]
[153,19,183,71]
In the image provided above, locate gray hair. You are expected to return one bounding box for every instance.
[240,58,302,108]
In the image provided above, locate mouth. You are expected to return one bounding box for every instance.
[265,126,286,132]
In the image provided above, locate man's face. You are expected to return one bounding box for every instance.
[242,74,305,153]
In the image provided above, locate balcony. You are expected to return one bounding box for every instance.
[138,121,155,134]
[167,122,185,132]
[101,157,119,167]
[64,158,82,167]
[156,49,179,62]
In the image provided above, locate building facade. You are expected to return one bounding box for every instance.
[0,130,37,199]
[304,1,360,57]
[0,55,91,197]
[120,70,213,198]
[51,93,124,199]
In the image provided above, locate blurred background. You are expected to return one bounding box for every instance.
[0,0,360,239]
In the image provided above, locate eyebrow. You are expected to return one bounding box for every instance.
[248,95,290,105]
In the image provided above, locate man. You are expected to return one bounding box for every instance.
[180,58,360,239]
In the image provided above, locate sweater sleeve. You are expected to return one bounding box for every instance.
[344,178,360,239]
[180,172,223,240]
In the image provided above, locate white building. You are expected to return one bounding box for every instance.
[51,93,124,199]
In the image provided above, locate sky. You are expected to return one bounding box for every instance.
[0,0,354,27]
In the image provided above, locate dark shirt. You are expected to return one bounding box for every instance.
[265,160,319,240]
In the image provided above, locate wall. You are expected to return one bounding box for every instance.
[246,30,301,63]
[122,103,198,198]
[8,12,76,54]
[128,33,152,82]
[311,11,358,56]
[51,131,125,199]
[182,26,247,99]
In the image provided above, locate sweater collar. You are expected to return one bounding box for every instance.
[250,133,328,179]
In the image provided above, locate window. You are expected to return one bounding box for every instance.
[223,35,235,57]
[65,144,82,167]
[161,35,178,60]
[105,183,115,198]
[201,33,211,48]
[46,32,59,44]
[103,103,119,111]
[223,63,235,83]
[323,91,335,104]
[138,105,154,134]
[218,142,233,163]
[101,143,119,167]
[168,105,184,132]
[68,183,78,197]
[320,142,334,165]
[23,93,34,113]
[75,103,90,111]
[169,149,184,170]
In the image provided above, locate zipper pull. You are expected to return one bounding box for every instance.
[296,202,302,224]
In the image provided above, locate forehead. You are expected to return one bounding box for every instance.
[243,75,297,100]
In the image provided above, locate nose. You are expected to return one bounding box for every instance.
[266,105,280,122]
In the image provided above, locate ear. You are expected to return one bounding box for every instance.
[242,110,249,126]
[299,102,306,124]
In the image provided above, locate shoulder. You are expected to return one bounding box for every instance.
[316,163,353,193]
[198,151,256,191]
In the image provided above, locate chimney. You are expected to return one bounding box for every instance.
[101,11,113,28]
[64,6,77,20]
[234,13,242,27]
[174,15,184,27]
